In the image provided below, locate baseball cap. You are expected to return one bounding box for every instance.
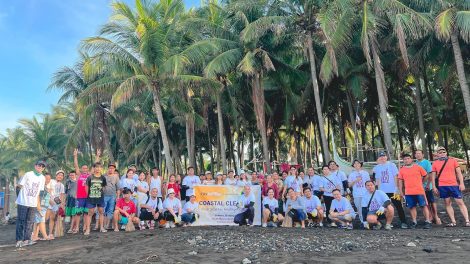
[167,188,175,195]
[378,151,387,157]
[205,171,212,175]
[35,160,47,167]
[436,146,446,151]
[55,170,65,176]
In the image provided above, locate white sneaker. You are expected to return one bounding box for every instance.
[165,222,170,228]
[170,221,176,228]
[262,223,267,228]
[319,222,324,227]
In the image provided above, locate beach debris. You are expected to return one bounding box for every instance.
[406,242,417,247]
[187,239,196,245]
[451,239,462,242]
[242,258,252,264]
[188,251,198,255]
[422,246,434,253]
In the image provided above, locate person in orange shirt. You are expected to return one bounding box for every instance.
[398,154,432,229]
[431,146,469,227]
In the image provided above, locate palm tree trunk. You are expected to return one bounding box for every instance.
[252,73,271,173]
[216,91,227,173]
[346,92,359,159]
[451,33,470,128]
[371,39,394,158]
[423,72,444,146]
[102,112,114,163]
[458,129,470,168]
[307,33,330,162]
[416,78,428,158]
[152,86,174,174]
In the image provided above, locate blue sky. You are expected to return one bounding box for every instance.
[0,0,199,134]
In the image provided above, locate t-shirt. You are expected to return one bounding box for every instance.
[163,197,182,212]
[224,177,237,186]
[432,158,459,187]
[116,198,136,216]
[312,175,323,191]
[238,193,256,212]
[144,196,163,212]
[284,175,300,192]
[348,170,370,197]
[331,170,347,182]
[331,197,355,216]
[398,164,427,195]
[16,171,46,207]
[373,162,399,193]
[182,175,201,193]
[303,195,321,213]
[86,175,107,204]
[136,180,150,204]
[149,176,162,198]
[236,180,251,187]
[103,174,120,196]
[120,173,139,182]
[263,197,279,212]
[49,180,65,207]
[121,178,138,192]
[182,201,199,214]
[65,179,77,198]
[320,175,342,197]
[361,190,390,211]
[284,197,305,212]
[39,185,51,207]
[76,173,90,199]
[416,159,432,189]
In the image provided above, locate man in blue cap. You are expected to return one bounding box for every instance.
[15,160,47,248]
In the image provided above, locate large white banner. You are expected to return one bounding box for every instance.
[192,185,262,226]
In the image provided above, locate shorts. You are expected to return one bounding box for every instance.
[438,186,462,199]
[329,213,355,221]
[405,195,427,208]
[86,199,105,209]
[119,216,128,225]
[35,208,47,223]
[75,198,89,214]
[48,204,60,212]
[425,190,435,203]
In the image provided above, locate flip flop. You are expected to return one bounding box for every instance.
[67,229,73,234]
[446,222,457,227]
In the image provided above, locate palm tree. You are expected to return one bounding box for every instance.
[434,0,470,128]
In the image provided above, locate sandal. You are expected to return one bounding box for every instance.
[67,229,73,234]
[465,221,470,227]
[100,229,108,233]
[446,222,457,227]
[72,229,79,234]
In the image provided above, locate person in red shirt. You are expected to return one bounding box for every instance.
[398,154,432,229]
[431,146,470,227]
[165,174,181,199]
[262,175,279,199]
[113,188,139,232]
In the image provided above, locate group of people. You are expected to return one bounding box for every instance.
[14,146,470,248]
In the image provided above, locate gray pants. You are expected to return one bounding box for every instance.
[354,196,364,222]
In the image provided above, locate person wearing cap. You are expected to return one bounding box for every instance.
[139,188,163,229]
[398,154,432,229]
[45,170,66,239]
[102,163,120,230]
[431,146,470,227]
[234,185,256,226]
[236,171,251,187]
[373,151,408,229]
[203,171,215,185]
[113,188,139,232]
[224,170,238,186]
[182,167,201,201]
[415,150,441,225]
[348,159,370,225]
[362,180,394,230]
[162,188,182,228]
[329,189,356,229]
[181,190,199,227]
[328,161,348,195]
[15,160,46,248]
[215,172,224,185]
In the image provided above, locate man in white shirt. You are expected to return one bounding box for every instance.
[182,167,201,202]
[15,160,46,248]
[362,181,395,230]
[224,170,238,186]
[373,151,408,228]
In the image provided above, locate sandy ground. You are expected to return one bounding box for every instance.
[1,196,469,264]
